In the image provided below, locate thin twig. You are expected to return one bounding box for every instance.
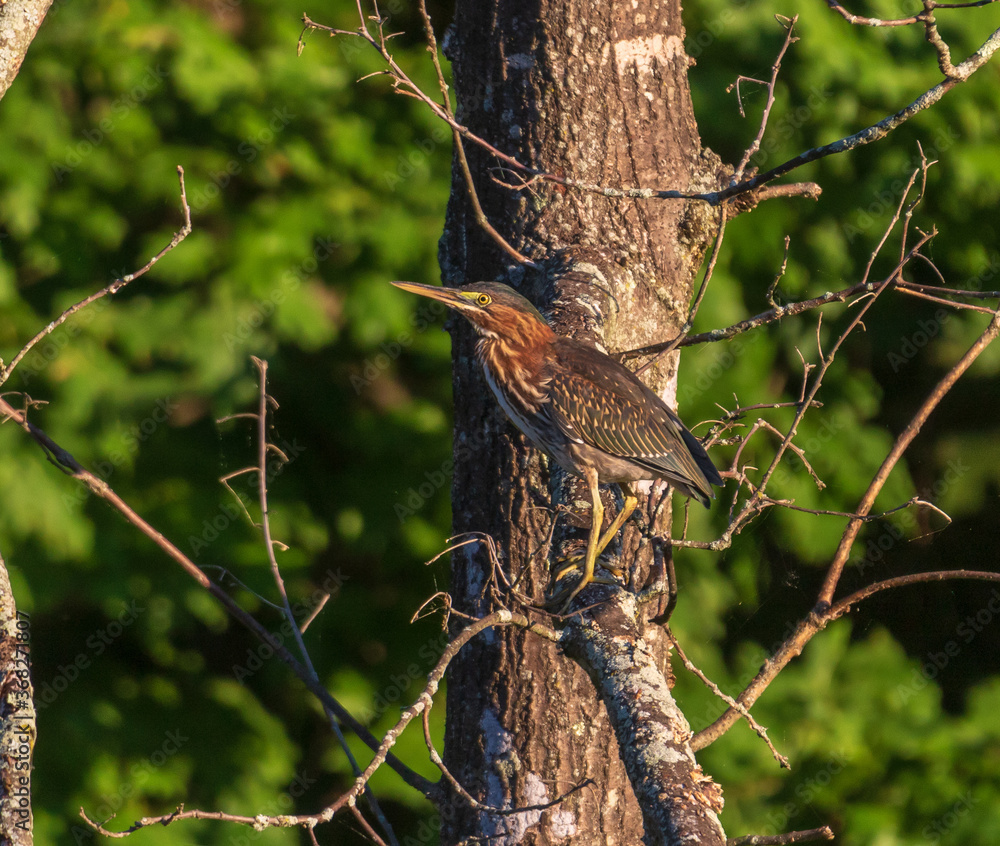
[300,593,331,632]
[767,237,792,307]
[249,358,399,846]
[831,569,1000,619]
[692,309,1000,750]
[824,0,925,26]
[350,807,389,846]
[825,0,1000,27]
[0,395,434,796]
[0,167,192,387]
[415,0,531,265]
[303,7,531,265]
[897,285,999,313]
[636,205,728,377]
[728,825,835,845]
[666,630,789,768]
[732,16,799,183]
[818,310,1000,604]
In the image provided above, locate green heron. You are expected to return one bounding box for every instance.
[391,280,723,611]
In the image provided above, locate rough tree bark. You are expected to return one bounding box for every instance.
[1,5,49,829]
[0,555,33,846]
[0,0,52,101]
[438,1,727,843]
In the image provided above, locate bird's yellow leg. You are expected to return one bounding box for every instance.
[552,467,604,612]
[553,483,637,583]
[593,483,638,564]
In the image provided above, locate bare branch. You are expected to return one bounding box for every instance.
[830,570,1000,620]
[824,0,1000,27]
[0,395,435,796]
[667,630,789,768]
[819,311,1000,604]
[823,1,924,27]
[692,309,1000,750]
[302,7,1000,211]
[76,604,560,838]
[728,825,835,845]
[732,15,799,183]
[622,283,861,360]
[246,358,399,845]
[725,25,1000,201]
[0,167,192,387]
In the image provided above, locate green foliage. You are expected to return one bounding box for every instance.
[1,0,451,842]
[677,4,1000,843]
[2,0,1000,843]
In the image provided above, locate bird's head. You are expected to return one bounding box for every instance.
[391,281,549,340]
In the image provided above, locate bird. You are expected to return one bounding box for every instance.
[391,280,723,612]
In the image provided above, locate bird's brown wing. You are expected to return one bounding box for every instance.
[545,338,722,504]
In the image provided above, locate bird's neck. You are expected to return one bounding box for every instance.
[475,321,556,411]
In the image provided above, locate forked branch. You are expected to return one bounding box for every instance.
[693,309,1000,750]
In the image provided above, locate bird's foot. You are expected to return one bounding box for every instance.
[545,555,624,614]
[552,554,624,582]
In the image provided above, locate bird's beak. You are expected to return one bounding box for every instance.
[390,280,467,310]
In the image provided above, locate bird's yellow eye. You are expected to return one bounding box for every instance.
[476,293,491,306]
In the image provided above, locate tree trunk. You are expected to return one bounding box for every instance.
[0,555,33,846]
[438,1,726,843]
[0,0,52,101]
